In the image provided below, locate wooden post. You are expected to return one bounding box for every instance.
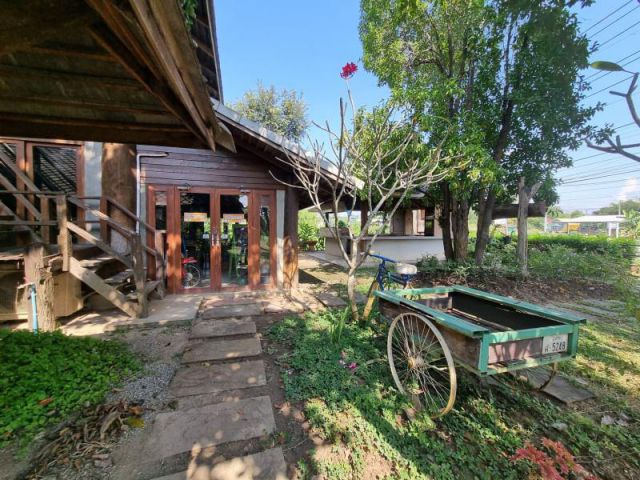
[24,243,55,331]
[283,186,299,289]
[55,194,71,272]
[154,230,166,298]
[131,233,148,317]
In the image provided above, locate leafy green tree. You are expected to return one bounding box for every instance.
[595,199,640,215]
[623,210,640,239]
[232,83,309,141]
[360,0,598,264]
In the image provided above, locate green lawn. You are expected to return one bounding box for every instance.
[270,307,640,479]
[0,330,138,448]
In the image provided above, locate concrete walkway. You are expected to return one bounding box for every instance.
[114,294,292,480]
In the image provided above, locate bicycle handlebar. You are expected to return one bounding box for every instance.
[367,252,397,264]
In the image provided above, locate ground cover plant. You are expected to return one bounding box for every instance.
[0,330,138,448]
[270,309,639,479]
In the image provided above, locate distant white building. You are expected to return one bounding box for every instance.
[552,215,626,237]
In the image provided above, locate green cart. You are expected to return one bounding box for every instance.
[375,285,586,418]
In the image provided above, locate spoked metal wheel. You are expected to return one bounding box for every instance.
[387,312,457,418]
[182,264,201,288]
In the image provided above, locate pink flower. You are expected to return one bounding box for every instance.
[340,62,358,79]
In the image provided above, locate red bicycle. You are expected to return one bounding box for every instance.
[182,257,201,288]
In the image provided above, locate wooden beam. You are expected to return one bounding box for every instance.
[68,257,138,318]
[55,195,72,272]
[283,185,299,289]
[88,24,205,144]
[0,64,140,89]
[66,221,132,269]
[22,42,114,61]
[0,94,166,116]
[24,243,56,331]
[0,112,188,133]
[492,203,546,220]
[131,234,148,317]
[0,1,94,56]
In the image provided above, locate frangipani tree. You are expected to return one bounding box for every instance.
[277,63,454,322]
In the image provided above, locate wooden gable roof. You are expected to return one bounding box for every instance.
[0,0,234,151]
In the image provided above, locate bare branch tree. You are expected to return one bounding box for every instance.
[587,73,640,163]
[273,98,454,322]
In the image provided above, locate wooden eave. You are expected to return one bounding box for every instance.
[0,0,234,152]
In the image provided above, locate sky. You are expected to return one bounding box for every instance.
[215,0,640,214]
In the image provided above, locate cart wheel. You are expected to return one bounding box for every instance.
[387,312,457,418]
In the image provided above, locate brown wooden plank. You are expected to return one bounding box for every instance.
[131,233,148,317]
[68,257,138,318]
[66,221,132,268]
[24,243,55,331]
[55,195,72,272]
[68,197,135,239]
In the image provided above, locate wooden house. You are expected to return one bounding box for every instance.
[0,0,311,325]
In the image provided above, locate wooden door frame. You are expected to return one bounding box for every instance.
[146,184,278,294]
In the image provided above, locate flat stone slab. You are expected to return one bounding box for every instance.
[141,396,275,461]
[514,369,595,404]
[315,292,347,308]
[170,360,266,397]
[190,318,257,339]
[202,303,263,319]
[182,337,262,363]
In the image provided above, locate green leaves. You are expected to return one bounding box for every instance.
[590,61,625,72]
[0,331,138,447]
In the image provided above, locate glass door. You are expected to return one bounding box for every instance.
[218,191,250,288]
[179,189,212,290]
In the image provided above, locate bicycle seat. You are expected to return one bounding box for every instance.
[182,257,198,264]
[394,263,417,275]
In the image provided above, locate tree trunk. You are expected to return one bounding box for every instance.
[475,189,497,264]
[451,197,469,261]
[517,177,541,276]
[440,184,454,260]
[348,243,360,323]
[101,143,136,254]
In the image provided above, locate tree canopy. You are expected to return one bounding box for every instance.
[595,199,640,215]
[231,83,309,142]
[360,0,599,262]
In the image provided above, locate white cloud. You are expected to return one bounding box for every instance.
[617,177,639,202]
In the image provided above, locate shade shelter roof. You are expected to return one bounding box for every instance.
[0,0,234,151]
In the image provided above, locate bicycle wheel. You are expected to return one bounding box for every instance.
[182,264,201,288]
[387,312,457,418]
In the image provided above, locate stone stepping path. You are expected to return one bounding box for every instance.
[315,292,348,308]
[140,396,276,461]
[170,360,266,397]
[182,336,262,363]
[153,448,287,480]
[131,304,290,479]
[190,317,257,339]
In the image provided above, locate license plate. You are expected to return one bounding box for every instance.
[542,334,568,355]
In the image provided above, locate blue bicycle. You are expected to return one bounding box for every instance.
[363,253,417,319]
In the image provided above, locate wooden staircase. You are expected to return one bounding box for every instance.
[0,147,166,321]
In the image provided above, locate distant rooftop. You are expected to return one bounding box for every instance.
[556,215,626,224]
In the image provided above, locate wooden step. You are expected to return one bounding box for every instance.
[104,269,133,286]
[126,280,161,301]
[68,257,138,318]
[78,254,119,270]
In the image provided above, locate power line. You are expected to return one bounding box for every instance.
[585,74,634,98]
[589,3,640,38]
[560,168,640,183]
[560,176,639,187]
[584,1,635,33]
[595,19,640,50]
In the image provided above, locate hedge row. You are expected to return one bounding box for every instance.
[527,234,637,258]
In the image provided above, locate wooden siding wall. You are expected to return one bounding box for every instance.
[138,145,286,190]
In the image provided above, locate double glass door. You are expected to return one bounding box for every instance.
[149,186,275,293]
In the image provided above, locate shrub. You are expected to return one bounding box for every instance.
[0,331,138,446]
[299,211,325,251]
[528,234,635,260]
